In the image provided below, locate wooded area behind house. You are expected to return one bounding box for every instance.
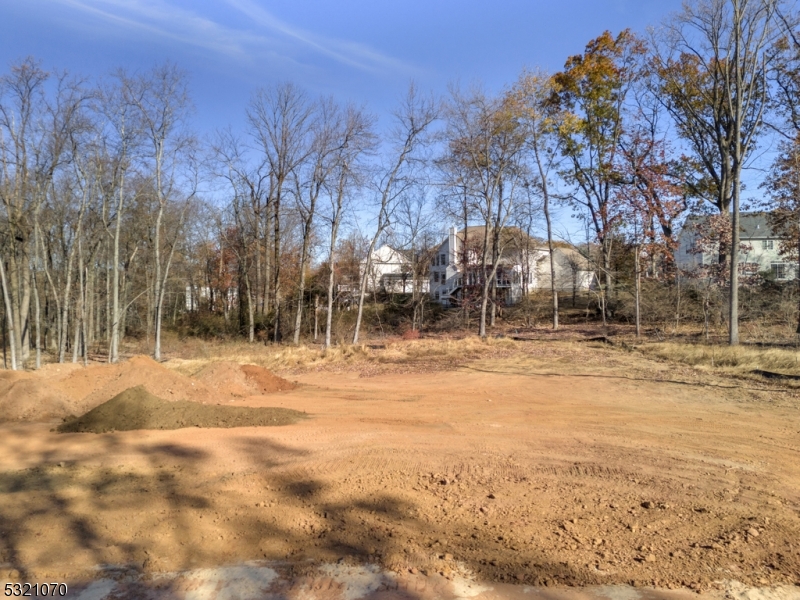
[5,0,800,369]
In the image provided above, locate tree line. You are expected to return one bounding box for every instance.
[3,0,800,369]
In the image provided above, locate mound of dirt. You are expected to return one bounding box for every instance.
[193,362,295,397]
[0,356,295,423]
[0,370,75,422]
[193,361,253,397]
[240,364,296,393]
[58,386,307,433]
[77,355,214,407]
[1,355,217,423]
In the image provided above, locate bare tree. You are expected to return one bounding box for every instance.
[352,84,436,344]
[248,83,314,343]
[100,69,144,363]
[435,142,481,327]
[443,85,526,338]
[512,69,563,329]
[292,98,343,345]
[0,59,90,366]
[324,105,375,349]
[211,129,271,342]
[390,188,436,330]
[0,252,16,369]
[127,63,195,360]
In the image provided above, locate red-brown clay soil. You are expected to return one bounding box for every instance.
[194,361,296,398]
[0,343,798,595]
[0,356,295,421]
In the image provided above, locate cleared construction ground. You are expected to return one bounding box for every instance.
[0,339,798,598]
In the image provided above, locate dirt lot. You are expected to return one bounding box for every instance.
[0,340,798,596]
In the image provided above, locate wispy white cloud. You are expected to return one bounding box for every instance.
[44,0,412,76]
[223,0,412,74]
[52,0,254,58]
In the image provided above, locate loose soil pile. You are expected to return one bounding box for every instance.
[193,361,295,397]
[0,370,77,422]
[241,364,296,393]
[58,386,306,433]
[0,356,295,422]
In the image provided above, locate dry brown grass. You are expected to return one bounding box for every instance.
[638,342,800,378]
[163,335,520,377]
[127,326,800,390]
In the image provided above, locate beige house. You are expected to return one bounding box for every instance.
[429,226,593,307]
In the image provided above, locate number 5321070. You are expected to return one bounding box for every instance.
[4,582,68,596]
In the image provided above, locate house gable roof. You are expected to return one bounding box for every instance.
[369,245,413,264]
[682,212,775,239]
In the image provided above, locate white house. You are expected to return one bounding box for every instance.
[676,212,797,280]
[429,226,593,307]
[361,245,430,294]
[536,245,596,293]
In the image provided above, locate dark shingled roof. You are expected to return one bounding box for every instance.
[739,213,771,239]
[684,212,774,239]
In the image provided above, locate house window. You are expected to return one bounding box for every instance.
[772,262,787,280]
[739,262,759,277]
[434,272,439,283]
[763,239,774,250]
[440,253,446,265]
[435,291,440,300]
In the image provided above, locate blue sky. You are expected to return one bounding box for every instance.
[1,0,685,133]
[1,0,688,239]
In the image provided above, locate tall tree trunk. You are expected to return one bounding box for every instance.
[0,257,18,370]
[263,201,272,317]
[32,225,44,369]
[32,267,41,369]
[635,240,641,339]
[154,206,187,360]
[71,302,81,364]
[325,186,346,350]
[543,191,558,330]
[8,251,32,366]
[105,240,111,344]
[272,196,282,343]
[729,168,741,345]
[153,202,165,360]
[353,211,390,345]
[601,238,613,324]
[254,207,263,317]
[313,295,319,342]
[109,172,125,363]
[59,262,76,364]
[479,221,492,338]
[478,278,491,338]
[121,268,130,343]
[325,263,336,349]
[244,271,255,343]
[293,214,315,345]
[81,266,89,366]
[463,205,469,327]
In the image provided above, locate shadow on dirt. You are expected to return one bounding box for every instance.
[0,428,586,594]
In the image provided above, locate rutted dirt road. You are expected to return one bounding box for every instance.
[0,342,799,596]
